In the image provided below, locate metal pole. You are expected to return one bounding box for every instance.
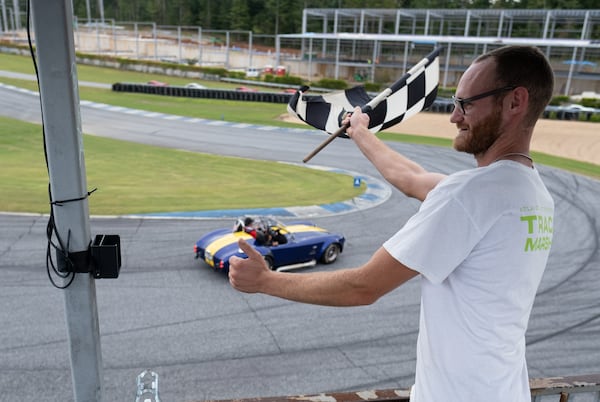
[565,47,576,96]
[96,18,100,53]
[248,30,253,68]
[225,30,230,69]
[334,38,340,80]
[11,0,18,29]
[308,37,313,80]
[135,22,139,59]
[85,0,91,23]
[112,20,117,56]
[177,25,182,63]
[30,1,103,401]
[443,42,451,88]
[198,26,202,66]
[275,34,280,67]
[153,22,157,60]
[97,0,104,25]
[370,40,377,82]
[1,0,7,33]
[403,41,409,72]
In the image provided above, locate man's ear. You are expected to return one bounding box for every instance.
[508,86,529,114]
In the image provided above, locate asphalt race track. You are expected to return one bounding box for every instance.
[1,84,599,401]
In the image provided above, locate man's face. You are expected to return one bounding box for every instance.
[453,103,503,154]
[450,59,506,155]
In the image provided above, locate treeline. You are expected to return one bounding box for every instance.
[73,0,597,34]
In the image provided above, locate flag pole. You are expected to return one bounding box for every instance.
[302,47,442,163]
[302,121,350,163]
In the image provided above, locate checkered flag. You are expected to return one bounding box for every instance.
[288,48,442,139]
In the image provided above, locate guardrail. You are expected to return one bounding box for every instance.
[112,82,294,104]
[189,374,600,402]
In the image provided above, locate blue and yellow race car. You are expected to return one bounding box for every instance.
[194,216,345,273]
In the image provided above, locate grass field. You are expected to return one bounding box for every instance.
[0,116,364,215]
[1,52,598,215]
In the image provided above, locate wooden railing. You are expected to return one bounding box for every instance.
[530,374,600,402]
[195,374,600,402]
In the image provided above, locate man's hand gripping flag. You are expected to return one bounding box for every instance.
[287,47,443,163]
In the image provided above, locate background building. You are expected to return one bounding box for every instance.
[276,9,600,95]
[1,7,599,95]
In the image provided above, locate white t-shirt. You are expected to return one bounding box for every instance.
[383,161,554,402]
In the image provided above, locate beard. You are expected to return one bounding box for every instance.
[453,109,503,155]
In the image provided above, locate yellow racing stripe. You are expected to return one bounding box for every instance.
[206,232,252,256]
[284,224,327,233]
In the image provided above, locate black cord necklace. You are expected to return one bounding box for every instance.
[494,152,533,164]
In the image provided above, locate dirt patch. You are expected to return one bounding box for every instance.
[281,112,600,166]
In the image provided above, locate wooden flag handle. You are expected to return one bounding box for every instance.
[302,122,349,163]
[302,101,380,163]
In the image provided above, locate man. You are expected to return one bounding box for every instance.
[229,45,555,402]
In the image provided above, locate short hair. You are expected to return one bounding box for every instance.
[475,46,554,125]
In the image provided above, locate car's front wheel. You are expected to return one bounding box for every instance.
[321,243,340,264]
[264,256,275,270]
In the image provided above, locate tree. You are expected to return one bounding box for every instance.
[230,0,250,30]
[70,0,599,35]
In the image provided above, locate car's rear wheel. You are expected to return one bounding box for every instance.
[264,256,275,270]
[321,243,340,264]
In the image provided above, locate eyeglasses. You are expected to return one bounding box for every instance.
[452,86,516,115]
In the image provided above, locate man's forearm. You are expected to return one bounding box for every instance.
[261,268,377,307]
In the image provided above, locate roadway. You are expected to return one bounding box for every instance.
[0,84,599,401]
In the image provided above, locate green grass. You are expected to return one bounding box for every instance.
[0,117,363,215]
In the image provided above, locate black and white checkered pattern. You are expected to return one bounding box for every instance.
[288,48,441,136]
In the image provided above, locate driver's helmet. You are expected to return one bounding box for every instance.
[233,218,245,232]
